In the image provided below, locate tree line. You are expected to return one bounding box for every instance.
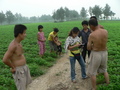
[0,4,116,25]
[52,4,116,22]
[0,11,53,25]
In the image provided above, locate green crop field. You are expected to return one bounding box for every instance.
[0,20,120,90]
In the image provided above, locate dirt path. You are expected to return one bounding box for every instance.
[27,53,92,90]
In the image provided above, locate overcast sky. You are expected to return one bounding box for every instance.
[0,0,120,18]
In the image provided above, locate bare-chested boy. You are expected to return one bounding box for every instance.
[87,19,109,90]
[54,36,62,56]
[2,24,32,90]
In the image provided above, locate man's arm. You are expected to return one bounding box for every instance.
[2,45,16,69]
[87,34,93,50]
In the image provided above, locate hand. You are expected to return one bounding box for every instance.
[10,68,16,73]
[44,38,46,41]
[75,44,81,47]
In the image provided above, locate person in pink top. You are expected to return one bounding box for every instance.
[37,25,46,57]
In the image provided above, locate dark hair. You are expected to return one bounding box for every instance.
[81,20,88,25]
[90,16,97,20]
[14,24,27,37]
[89,19,98,26]
[54,35,58,38]
[38,25,43,31]
[54,28,59,32]
[68,27,80,36]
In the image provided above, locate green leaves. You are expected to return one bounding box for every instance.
[0,21,120,89]
[28,63,45,76]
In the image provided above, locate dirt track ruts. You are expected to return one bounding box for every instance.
[27,53,92,90]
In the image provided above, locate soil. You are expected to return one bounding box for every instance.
[27,53,92,90]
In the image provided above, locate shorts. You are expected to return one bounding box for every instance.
[87,50,108,76]
[12,64,32,90]
[48,40,57,51]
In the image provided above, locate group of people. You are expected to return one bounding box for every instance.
[65,16,109,90]
[37,25,62,57]
[2,16,109,90]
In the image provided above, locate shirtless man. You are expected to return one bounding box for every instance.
[2,24,32,90]
[90,16,104,29]
[87,19,109,90]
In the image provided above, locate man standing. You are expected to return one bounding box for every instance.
[90,16,104,29]
[3,24,32,90]
[87,19,109,90]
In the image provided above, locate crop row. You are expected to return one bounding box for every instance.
[0,21,120,90]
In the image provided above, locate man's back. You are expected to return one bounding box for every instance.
[91,28,108,51]
[87,19,110,90]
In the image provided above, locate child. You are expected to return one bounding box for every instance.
[79,20,91,63]
[54,36,62,56]
[65,27,88,83]
[2,24,32,90]
[37,25,46,57]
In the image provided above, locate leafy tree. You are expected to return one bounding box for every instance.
[22,16,29,23]
[55,9,60,21]
[6,10,14,24]
[52,7,79,22]
[52,10,58,21]
[14,13,19,21]
[14,13,22,23]
[0,11,5,25]
[30,16,37,22]
[103,4,112,20]
[88,7,93,17]
[40,14,53,22]
[92,5,102,19]
[52,7,65,22]
[64,7,70,21]
[57,7,65,21]
[109,11,115,20]
[80,7,88,19]
[52,10,57,21]
[69,10,79,20]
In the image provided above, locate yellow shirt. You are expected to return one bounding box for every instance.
[69,42,81,57]
[70,49,81,57]
[48,31,57,41]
